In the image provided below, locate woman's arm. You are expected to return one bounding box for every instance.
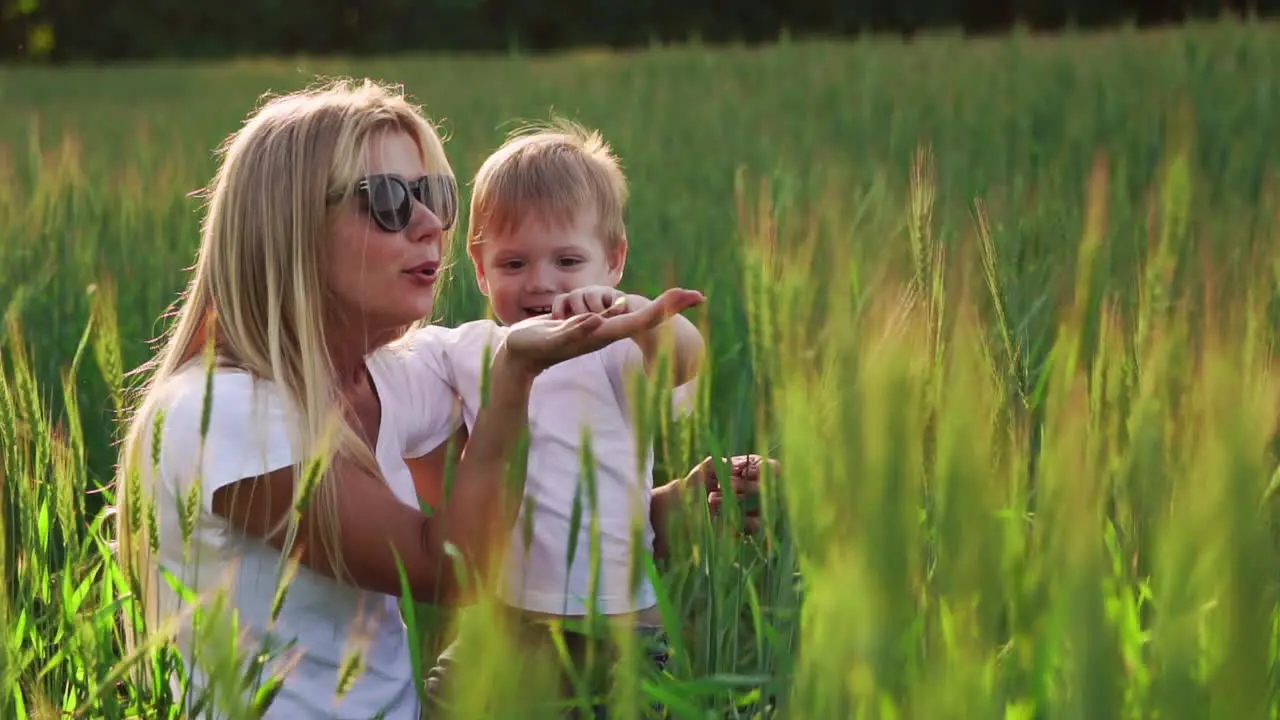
[210,289,704,603]
[417,349,535,596]
[424,296,704,593]
[211,353,535,604]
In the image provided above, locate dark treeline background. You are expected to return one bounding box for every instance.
[0,0,1275,63]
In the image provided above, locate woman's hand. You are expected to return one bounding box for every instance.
[502,287,704,375]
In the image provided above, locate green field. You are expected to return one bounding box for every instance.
[5,17,1280,718]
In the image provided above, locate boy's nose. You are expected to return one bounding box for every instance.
[524,266,555,293]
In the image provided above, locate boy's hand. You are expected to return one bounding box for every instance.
[507,289,704,374]
[684,454,780,534]
[551,286,637,319]
[550,285,705,385]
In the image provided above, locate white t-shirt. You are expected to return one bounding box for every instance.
[144,325,460,720]
[431,320,695,617]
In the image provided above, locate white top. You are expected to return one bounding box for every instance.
[145,325,461,720]
[432,319,695,616]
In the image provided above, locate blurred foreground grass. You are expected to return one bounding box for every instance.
[4,18,1280,718]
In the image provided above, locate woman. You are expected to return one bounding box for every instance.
[113,77,772,720]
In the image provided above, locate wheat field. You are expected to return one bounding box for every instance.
[4,19,1280,718]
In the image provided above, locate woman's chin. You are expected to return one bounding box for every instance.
[374,302,436,334]
[402,302,435,325]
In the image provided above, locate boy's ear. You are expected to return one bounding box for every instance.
[469,243,491,296]
[607,236,628,286]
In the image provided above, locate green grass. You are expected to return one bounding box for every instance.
[5,16,1280,718]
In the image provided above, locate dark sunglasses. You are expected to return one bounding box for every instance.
[355,173,458,233]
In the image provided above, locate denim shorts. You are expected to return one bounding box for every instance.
[422,612,672,719]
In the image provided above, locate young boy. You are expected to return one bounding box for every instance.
[424,118,706,711]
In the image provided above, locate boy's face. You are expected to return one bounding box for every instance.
[471,208,626,326]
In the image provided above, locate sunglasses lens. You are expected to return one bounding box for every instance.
[365,175,412,232]
[361,174,457,232]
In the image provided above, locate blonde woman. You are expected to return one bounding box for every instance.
[112,77,708,719]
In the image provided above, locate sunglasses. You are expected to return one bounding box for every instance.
[355,173,458,234]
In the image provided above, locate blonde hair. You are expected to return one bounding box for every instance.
[467,117,628,254]
[112,77,454,674]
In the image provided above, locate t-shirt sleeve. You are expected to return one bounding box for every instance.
[156,368,300,514]
[372,325,465,458]
[601,339,699,419]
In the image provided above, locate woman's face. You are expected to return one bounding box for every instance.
[327,128,450,339]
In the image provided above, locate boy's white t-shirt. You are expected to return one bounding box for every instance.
[432,319,696,617]
[145,325,460,720]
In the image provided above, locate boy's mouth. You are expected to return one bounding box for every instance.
[523,306,552,318]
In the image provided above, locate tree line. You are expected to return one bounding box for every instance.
[0,0,1271,64]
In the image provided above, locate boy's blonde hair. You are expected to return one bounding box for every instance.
[467,118,628,254]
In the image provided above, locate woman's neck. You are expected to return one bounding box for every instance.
[326,321,399,392]
[327,335,372,392]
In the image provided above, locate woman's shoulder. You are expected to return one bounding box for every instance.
[373,320,504,374]
[157,361,286,414]
[368,324,476,457]
[367,324,473,405]
[147,361,299,483]
[381,320,504,355]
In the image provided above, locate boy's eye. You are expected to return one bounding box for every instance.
[557,257,584,267]
[500,259,525,270]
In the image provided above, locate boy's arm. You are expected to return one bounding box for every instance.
[624,293,705,386]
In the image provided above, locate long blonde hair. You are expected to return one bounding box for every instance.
[113,77,455,673]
